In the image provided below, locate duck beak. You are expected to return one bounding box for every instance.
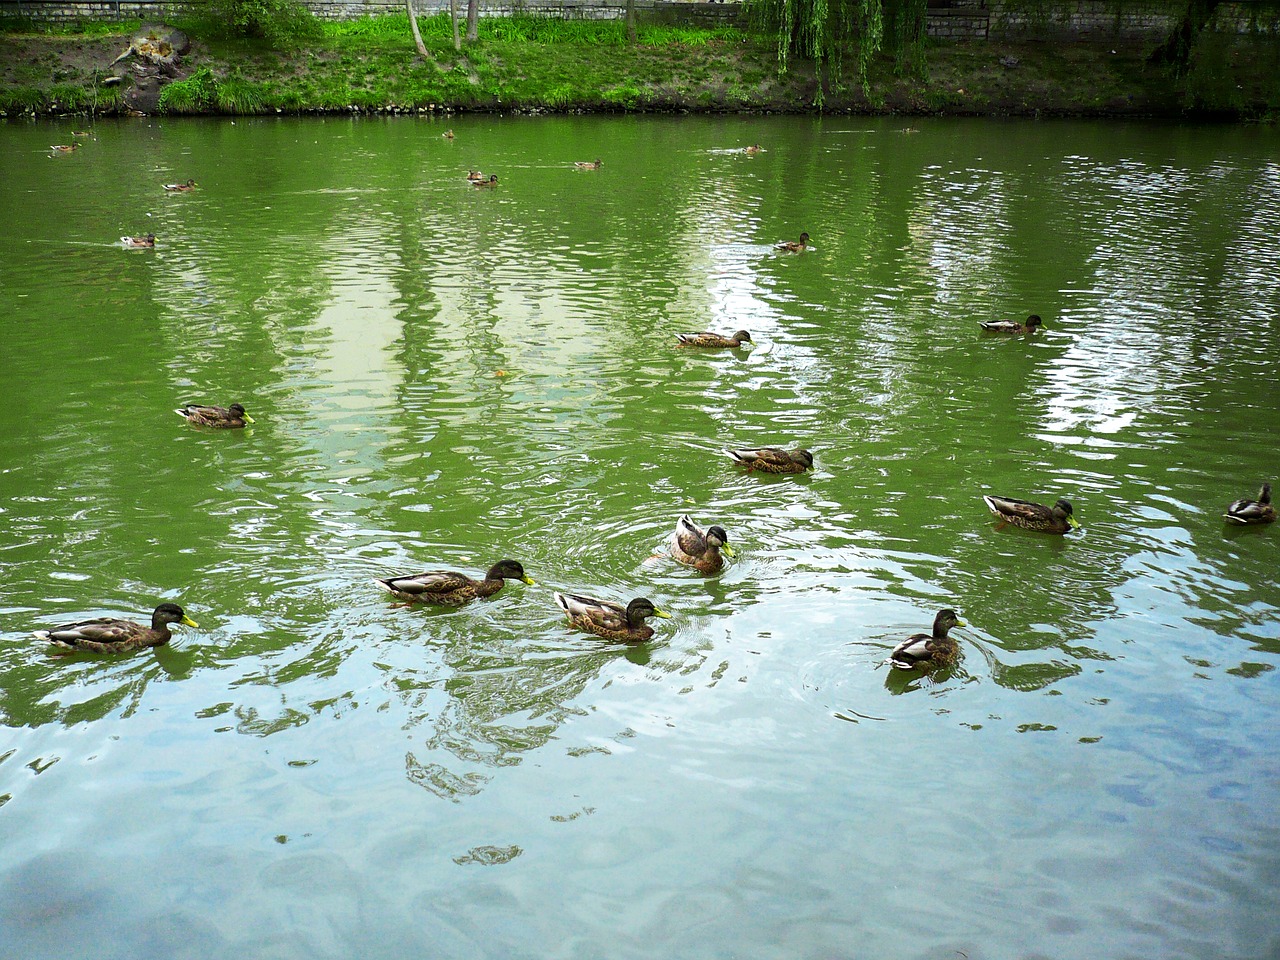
[521,576,536,585]
[955,619,967,627]
[1068,516,1081,529]
[720,543,736,558]
[243,413,256,424]
[181,615,199,628]
[653,608,672,619]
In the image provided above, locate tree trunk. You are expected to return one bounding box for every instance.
[626,0,637,43]
[406,0,428,57]
[1148,0,1223,71]
[450,0,461,51]
[465,0,479,42]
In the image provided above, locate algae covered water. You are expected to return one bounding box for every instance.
[1,115,1278,959]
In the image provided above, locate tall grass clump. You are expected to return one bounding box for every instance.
[158,65,218,113]
[198,0,322,47]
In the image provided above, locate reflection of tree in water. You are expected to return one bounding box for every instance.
[395,638,636,802]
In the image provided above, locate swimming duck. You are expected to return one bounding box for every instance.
[442,129,455,139]
[887,609,965,671]
[725,447,814,474]
[676,330,752,349]
[979,315,1043,334]
[121,233,156,248]
[72,130,91,137]
[983,494,1080,534]
[574,159,602,170]
[50,143,79,153]
[374,559,534,605]
[473,174,499,187]
[744,144,763,154]
[776,232,810,252]
[466,170,485,181]
[554,593,671,643]
[175,402,255,428]
[34,603,198,654]
[670,515,735,575]
[164,178,198,192]
[1224,483,1275,524]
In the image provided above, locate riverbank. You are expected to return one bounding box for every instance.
[2,15,1277,120]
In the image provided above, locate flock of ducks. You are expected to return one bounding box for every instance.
[29,137,1276,669]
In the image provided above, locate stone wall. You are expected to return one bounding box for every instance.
[1,0,1275,41]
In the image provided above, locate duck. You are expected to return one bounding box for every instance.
[776,232,810,252]
[374,559,534,605]
[725,447,814,474]
[121,233,156,248]
[983,494,1080,534]
[744,144,763,154]
[573,159,602,170]
[670,515,734,575]
[887,609,965,671]
[442,129,455,139]
[175,402,255,428]
[34,603,198,654]
[466,170,485,181]
[473,174,499,187]
[554,592,671,643]
[164,178,198,192]
[71,130,92,137]
[50,143,80,153]
[676,329,752,349]
[1224,483,1275,525]
[979,314,1043,334]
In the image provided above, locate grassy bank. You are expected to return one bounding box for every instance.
[2,13,1278,120]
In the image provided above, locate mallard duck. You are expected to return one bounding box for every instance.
[164,178,198,192]
[175,402,254,428]
[71,130,91,137]
[725,447,814,474]
[983,494,1080,534]
[776,232,810,252]
[887,609,965,671]
[466,170,485,182]
[676,329,752,349]
[670,515,735,575]
[374,559,534,605]
[34,603,198,654]
[554,593,671,643]
[121,233,155,248]
[979,315,1043,334]
[473,174,498,187]
[744,144,763,154]
[50,143,80,153]
[1224,483,1275,525]
[574,159,602,170]
[442,129,455,139]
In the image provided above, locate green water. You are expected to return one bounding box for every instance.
[1,114,1278,959]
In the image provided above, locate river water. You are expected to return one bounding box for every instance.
[1,114,1278,959]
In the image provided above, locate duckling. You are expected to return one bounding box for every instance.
[776,232,810,252]
[34,603,198,654]
[887,609,965,671]
[50,143,80,153]
[676,330,752,349]
[374,559,534,605]
[725,447,814,474]
[473,174,499,187]
[554,593,671,643]
[573,159,603,170]
[164,178,198,192]
[121,233,156,248]
[175,403,255,429]
[670,515,734,575]
[983,494,1080,534]
[979,315,1043,334]
[1224,483,1275,525]
[744,144,763,154]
